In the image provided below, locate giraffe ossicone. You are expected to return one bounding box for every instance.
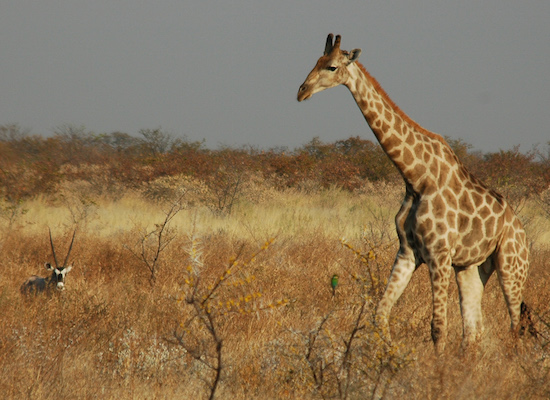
[298,33,532,353]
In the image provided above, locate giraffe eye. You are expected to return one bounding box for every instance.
[326,66,337,72]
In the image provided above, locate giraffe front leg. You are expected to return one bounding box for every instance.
[429,259,452,354]
[375,252,416,342]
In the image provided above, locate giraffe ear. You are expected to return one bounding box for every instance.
[348,49,361,64]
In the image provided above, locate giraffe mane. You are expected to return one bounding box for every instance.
[355,62,450,148]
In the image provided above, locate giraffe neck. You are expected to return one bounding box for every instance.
[345,62,459,192]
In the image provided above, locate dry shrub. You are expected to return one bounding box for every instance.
[1,184,549,399]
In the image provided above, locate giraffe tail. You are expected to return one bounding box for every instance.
[519,301,538,339]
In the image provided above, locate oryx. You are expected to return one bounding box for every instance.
[20,229,76,295]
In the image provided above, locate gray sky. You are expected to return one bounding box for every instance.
[2,1,549,152]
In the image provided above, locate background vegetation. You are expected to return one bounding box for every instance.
[1,124,549,399]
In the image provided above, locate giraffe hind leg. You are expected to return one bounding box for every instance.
[455,263,487,346]
[495,253,528,335]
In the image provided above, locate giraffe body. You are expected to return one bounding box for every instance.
[298,34,530,352]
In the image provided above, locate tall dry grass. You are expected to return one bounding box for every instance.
[1,178,549,399]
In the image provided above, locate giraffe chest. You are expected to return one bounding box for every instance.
[402,192,505,267]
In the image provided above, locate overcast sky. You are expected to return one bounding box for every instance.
[2,1,549,153]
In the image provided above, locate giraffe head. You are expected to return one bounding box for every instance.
[297,34,361,102]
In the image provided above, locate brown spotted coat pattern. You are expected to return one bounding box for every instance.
[298,34,530,352]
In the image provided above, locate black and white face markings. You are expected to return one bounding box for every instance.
[44,262,73,290]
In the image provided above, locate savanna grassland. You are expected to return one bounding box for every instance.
[1,125,550,399]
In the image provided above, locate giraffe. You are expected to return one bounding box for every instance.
[297,34,532,352]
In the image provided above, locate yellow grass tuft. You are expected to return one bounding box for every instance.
[1,182,549,399]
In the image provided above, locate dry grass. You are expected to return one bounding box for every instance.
[1,181,549,399]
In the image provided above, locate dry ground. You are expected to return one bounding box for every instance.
[1,181,549,399]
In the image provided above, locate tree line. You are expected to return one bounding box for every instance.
[1,124,549,209]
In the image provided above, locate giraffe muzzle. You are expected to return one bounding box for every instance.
[297,84,311,102]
